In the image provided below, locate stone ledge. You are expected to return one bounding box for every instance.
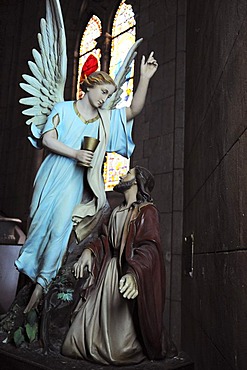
[0,345,193,370]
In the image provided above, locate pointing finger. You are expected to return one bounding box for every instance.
[147,51,154,60]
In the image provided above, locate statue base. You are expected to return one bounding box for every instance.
[0,342,193,370]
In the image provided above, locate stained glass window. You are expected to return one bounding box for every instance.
[110,0,136,108]
[77,15,102,99]
[103,0,136,191]
[103,152,130,192]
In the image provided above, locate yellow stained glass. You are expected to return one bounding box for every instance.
[103,153,130,192]
[103,0,136,191]
[77,15,102,99]
[110,0,136,108]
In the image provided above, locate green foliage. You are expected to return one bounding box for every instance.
[57,288,74,302]
[25,322,38,343]
[26,308,38,326]
[13,327,25,347]
[13,309,39,347]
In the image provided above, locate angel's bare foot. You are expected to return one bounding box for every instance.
[24,284,43,313]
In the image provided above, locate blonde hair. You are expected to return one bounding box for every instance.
[80,71,117,93]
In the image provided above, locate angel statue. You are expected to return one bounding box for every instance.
[15,0,158,314]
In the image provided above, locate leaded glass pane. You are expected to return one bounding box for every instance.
[110,0,136,108]
[103,153,130,192]
[77,15,102,99]
[103,0,136,191]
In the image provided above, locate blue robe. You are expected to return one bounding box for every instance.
[15,101,134,290]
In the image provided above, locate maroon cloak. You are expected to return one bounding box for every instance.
[82,202,168,360]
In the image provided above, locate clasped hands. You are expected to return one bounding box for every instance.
[72,249,138,299]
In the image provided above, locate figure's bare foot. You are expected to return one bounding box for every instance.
[24,284,43,313]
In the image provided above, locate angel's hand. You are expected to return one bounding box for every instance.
[76,149,94,167]
[72,249,93,279]
[140,51,158,80]
[119,274,138,299]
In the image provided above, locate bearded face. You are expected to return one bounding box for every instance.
[113,178,136,194]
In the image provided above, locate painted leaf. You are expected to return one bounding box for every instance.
[57,289,74,302]
[26,308,38,326]
[25,323,38,343]
[13,327,25,347]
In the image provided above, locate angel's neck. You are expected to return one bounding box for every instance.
[76,98,98,118]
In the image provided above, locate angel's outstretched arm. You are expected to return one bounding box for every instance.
[126,51,158,121]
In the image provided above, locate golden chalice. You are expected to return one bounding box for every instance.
[77,136,100,168]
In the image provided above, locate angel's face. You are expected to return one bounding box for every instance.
[87,83,115,108]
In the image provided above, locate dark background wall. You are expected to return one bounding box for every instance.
[0,0,246,369]
[131,0,186,351]
[183,0,247,369]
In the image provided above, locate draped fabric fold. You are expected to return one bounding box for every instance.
[63,203,172,364]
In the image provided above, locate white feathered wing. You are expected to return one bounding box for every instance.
[19,0,67,148]
[102,38,143,110]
